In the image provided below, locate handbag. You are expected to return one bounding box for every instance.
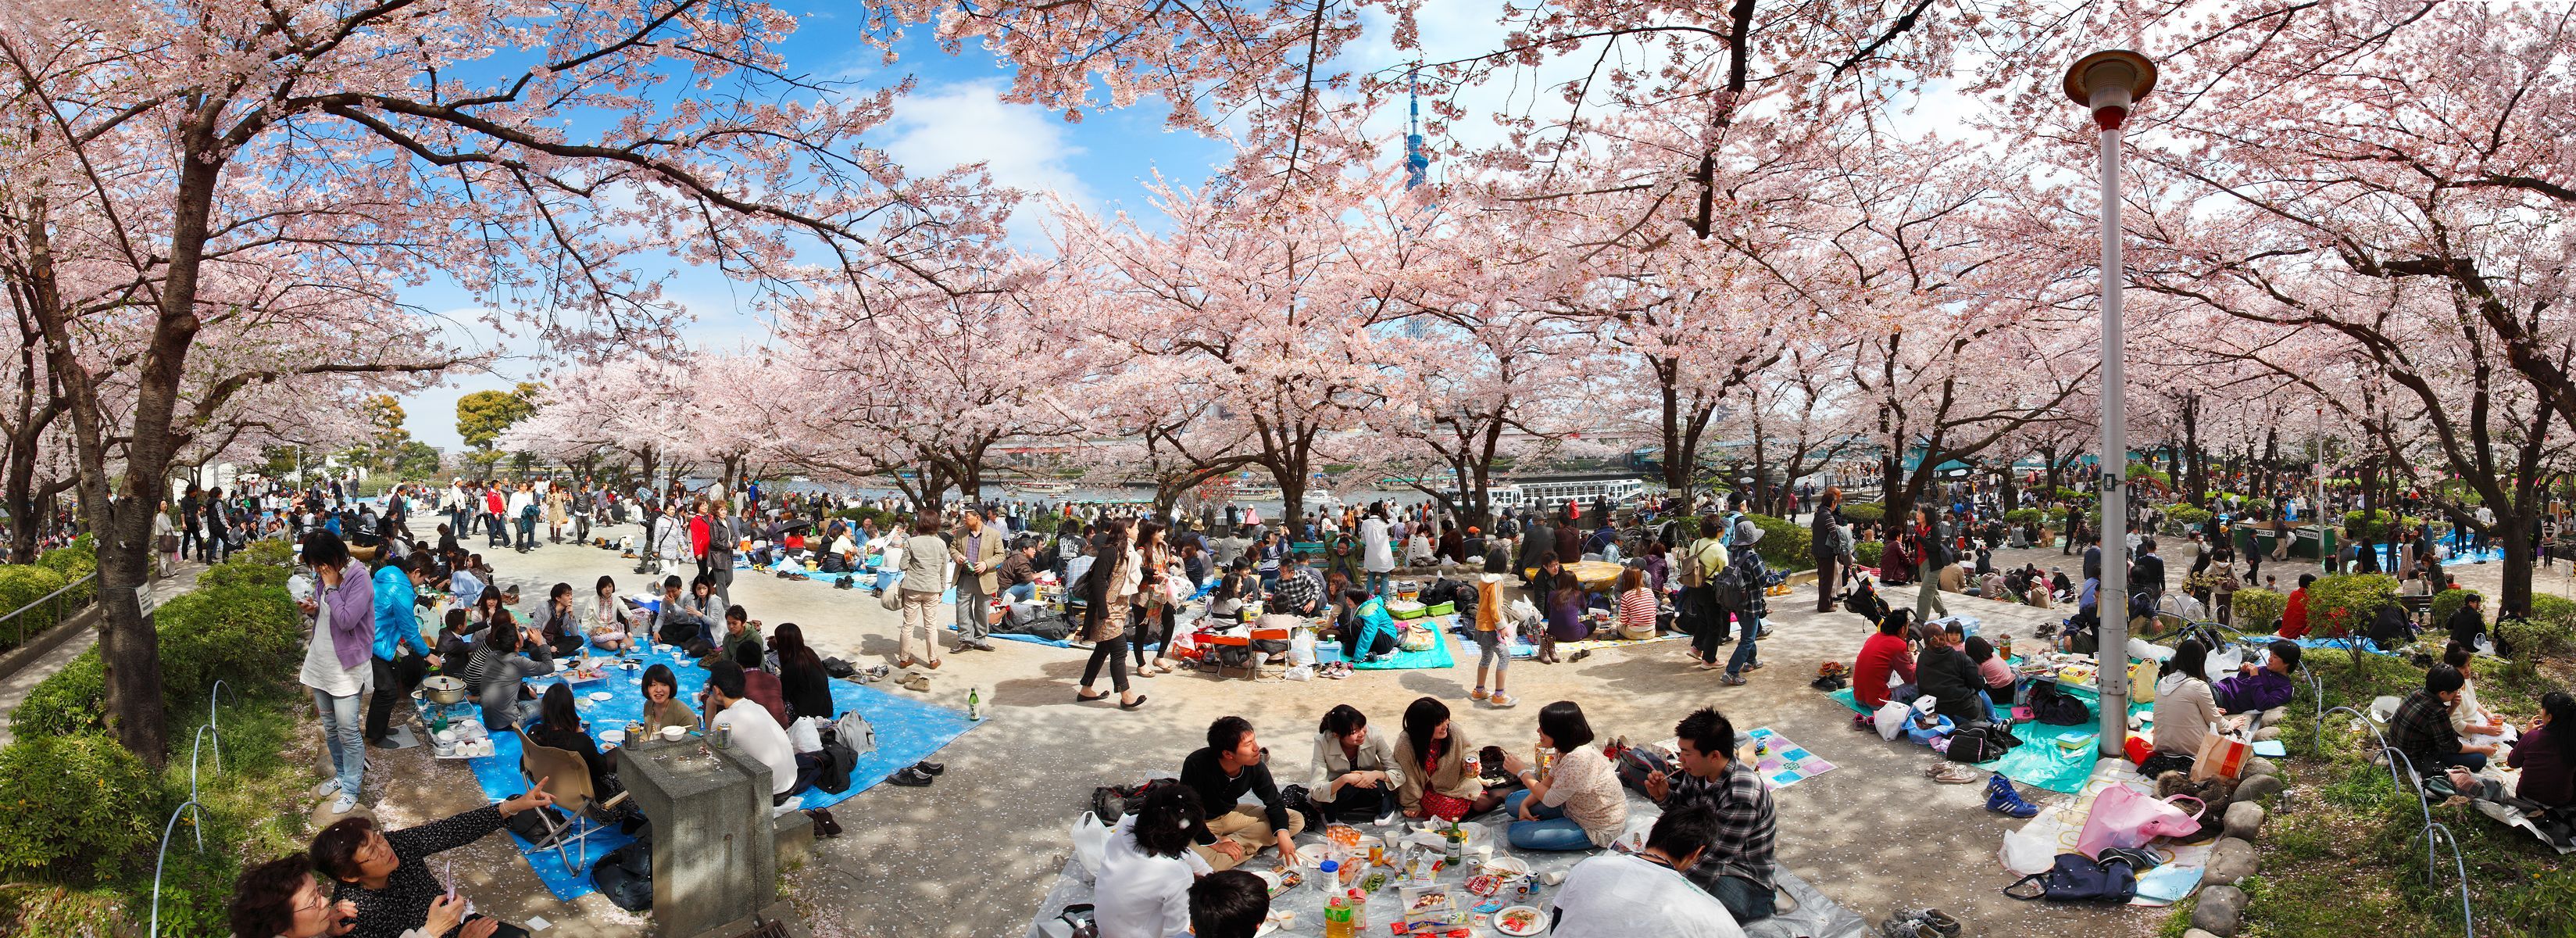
[2075,786,2204,857]
[2003,852,2142,903]
[2192,733,2253,782]
[1874,700,1913,742]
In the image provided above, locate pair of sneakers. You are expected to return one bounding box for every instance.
[891,760,946,787]
[1879,908,1962,937]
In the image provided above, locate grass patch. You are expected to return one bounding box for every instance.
[2196,648,2576,938]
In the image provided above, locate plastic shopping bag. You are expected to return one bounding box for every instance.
[1071,812,1113,880]
[1875,700,1913,742]
[1288,628,1318,668]
[2076,786,2204,857]
[2000,827,2057,876]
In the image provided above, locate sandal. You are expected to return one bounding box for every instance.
[1119,695,1149,710]
[1076,690,1109,702]
[1931,764,1981,784]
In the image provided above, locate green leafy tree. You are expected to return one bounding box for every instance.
[391,441,444,478]
[456,382,541,474]
[359,393,410,473]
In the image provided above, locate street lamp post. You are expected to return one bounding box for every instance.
[2065,50,2156,759]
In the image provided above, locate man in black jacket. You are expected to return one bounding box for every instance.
[2446,594,2488,650]
[1810,487,1843,612]
[1913,621,1985,724]
[2131,538,2167,602]
[1180,716,1306,872]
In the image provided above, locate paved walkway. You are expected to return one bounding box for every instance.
[0,561,204,747]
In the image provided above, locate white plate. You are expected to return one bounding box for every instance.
[1493,904,1547,936]
[589,691,613,702]
[599,730,626,744]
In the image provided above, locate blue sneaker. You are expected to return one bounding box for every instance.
[1985,775,2039,818]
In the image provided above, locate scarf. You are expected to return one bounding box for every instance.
[320,560,376,671]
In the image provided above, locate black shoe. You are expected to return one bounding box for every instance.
[891,767,935,787]
[914,761,946,775]
[369,737,400,750]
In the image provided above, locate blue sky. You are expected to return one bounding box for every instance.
[398,4,1239,452]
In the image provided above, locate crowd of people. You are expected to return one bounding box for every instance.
[1090,704,1775,937]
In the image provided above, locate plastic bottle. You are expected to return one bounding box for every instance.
[1323,894,1353,938]
[1318,860,1340,891]
[1347,888,1369,931]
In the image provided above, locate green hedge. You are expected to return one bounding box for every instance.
[2309,574,2397,636]
[0,732,163,882]
[1853,540,1885,568]
[0,564,71,646]
[1740,514,1814,572]
[197,554,291,591]
[2003,508,2043,525]
[2232,588,2288,632]
[2341,510,2423,542]
[1839,502,1885,525]
[155,583,302,709]
[34,537,97,607]
[2163,505,2213,527]
[2429,589,2481,629]
[10,648,106,737]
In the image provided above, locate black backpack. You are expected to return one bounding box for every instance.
[1945,726,2003,763]
[813,741,859,794]
[2004,850,2147,903]
[591,841,653,911]
[2029,682,2092,725]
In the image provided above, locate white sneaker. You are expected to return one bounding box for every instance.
[1374,810,1401,828]
[330,793,359,814]
[313,779,340,798]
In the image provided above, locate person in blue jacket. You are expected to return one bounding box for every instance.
[1336,589,1400,662]
[364,553,438,748]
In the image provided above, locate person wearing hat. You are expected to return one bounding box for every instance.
[1712,517,1770,686]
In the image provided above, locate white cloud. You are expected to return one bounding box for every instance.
[883,80,1095,242]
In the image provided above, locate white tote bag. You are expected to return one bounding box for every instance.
[1875,700,1913,742]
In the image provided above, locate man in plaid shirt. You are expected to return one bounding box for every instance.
[1267,551,1325,617]
[1641,707,1777,923]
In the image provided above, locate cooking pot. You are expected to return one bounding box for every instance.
[421,675,469,706]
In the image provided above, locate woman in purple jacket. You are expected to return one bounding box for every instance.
[2214,640,2300,714]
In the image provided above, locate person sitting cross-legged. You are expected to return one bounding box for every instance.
[1637,707,1777,925]
[1495,701,1627,850]
[1187,869,1273,938]
[1179,716,1308,872]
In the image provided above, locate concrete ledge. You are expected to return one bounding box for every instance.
[688,900,811,938]
[775,809,816,869]
[0,605,99,684]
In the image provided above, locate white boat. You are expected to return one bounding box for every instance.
[1017,479,1075,495]
[1513,478,1647,512]
[1236,482,1284,501]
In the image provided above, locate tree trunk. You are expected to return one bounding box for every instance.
[2494,513,2534,621]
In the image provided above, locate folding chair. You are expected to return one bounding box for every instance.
[514,729,631,874]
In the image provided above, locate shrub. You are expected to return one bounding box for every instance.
[1839,501,1886,524]
[2003,508,2043,525]
[2340,510,2421,542]
[2309,574,2397,637]
[2232,588,2288,632]
[2053,487,2089,503]
[1853,540,1885,568]
[2498,618,2575,675]
[0,732,164,882]
[1741,514,1813,572]
[197,555,290,592]
[11,649,107,736]
[2428,589,2481,629]
[34,538,97,606]
[2529,593,2576,625]
[2164,505,2213,527]
[154,584,302,708]
[0,564,73,645]
[233,537,296,567]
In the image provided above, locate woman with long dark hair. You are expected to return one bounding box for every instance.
[1131,519,1175,675]
[2153,639,2223,759]
[1392,697,1501,820]
[588,575,632,652]
[298,529,376,815]
[528,682,614,794]
[1075,520,1145,709]
[772,622,833,721]
[1092,782,1209,937]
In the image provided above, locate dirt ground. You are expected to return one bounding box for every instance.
[330,521,2573,938]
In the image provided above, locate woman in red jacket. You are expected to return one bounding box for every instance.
[1853,609,1919,709]
[689,499,713,579]
[2278,573,2313,639]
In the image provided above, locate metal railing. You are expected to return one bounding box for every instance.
[2309,693,2474,938]
[1,571,98,650]
[151,680,235,938]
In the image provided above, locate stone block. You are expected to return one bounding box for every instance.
[2253,725,2281,742]
[776,809,816,869]
[2243,757,2281,778]
[620,736,777,938]
[2261,707,2288,725]
[2206,836,2258,886]
[2192,884,2247,937]
[2222,800,2267,842]
[2235,772,2285,804]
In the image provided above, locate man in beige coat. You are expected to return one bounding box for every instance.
[951,509,1009,652]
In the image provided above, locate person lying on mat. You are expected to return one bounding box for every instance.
[230,855,498,938]
[1632,707,1775,925]
[2213,639,2299,714]
[1495,701,1627,851]
[309,787,556,938]
[1546,804,1746,938]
